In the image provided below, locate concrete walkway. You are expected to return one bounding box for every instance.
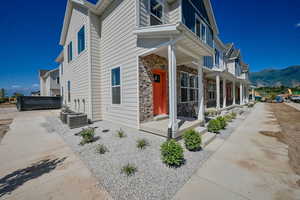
[0,110,112,200]
[285,102,300,111]
[174,103,300,200]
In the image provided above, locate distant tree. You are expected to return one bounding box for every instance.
[0,88,5,98]
[12,93,24,98]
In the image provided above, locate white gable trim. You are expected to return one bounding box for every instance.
[203,0,219,35]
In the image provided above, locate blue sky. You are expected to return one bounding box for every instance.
[0,0,299,95]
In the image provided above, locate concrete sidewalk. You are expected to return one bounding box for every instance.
[0,110,112,200]
[174,103,300,200]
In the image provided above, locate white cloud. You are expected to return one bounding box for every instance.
[296,23,300,28]
[11,85,21,88]
[32,83,39,88]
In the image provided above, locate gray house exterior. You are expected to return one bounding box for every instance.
[56,0,250,138]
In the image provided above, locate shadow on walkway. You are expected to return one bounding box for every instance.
[0,157,67,197]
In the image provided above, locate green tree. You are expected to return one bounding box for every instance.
[0,88,5,98]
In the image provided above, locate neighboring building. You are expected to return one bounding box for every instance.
[56,0,251,138]
[31,91,41,96]
[39,68,61,96]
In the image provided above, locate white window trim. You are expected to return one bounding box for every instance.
[194,14,201,38]
[77,25,87,56]
[148,0,165,26]
[180,71,189,103]
[180,71,199,103]
[201,22,207,43]
[67,42,73,63]
[208,81,216,101]
[110,66,122,106]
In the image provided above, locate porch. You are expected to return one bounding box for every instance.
[140,117,204,138]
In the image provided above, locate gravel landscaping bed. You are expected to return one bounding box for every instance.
[44,105,253,200]
[45,117,213,200]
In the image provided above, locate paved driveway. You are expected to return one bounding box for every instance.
[174,103,300,200]
[0,109,112,200]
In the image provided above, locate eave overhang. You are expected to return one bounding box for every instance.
[59,0,111,46]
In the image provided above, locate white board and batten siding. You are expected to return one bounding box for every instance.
[100,0,139,128]
[63,4,92,118]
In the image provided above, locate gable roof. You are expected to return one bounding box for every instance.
[203,0,219,35]
[59,0,111,46]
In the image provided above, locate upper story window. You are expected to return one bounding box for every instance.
[67,42,73,63]
[56,77,60,85]
[67,81,71,102]
[215,49,220,66]
[150,0,163,25]
[204,56,213,68]
[111,67,121,104]
[201,23,206,41]
[195,15,201,38]
[77,26,85,54]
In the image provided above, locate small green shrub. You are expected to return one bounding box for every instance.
[207,119,221,133]
[161,139,184,167]
[117,129,126,138]
[230,112,237,119]
[216,116,227,129]
[95,144,109,154]
[183,129,202,151]
[224,114,232,122]
[121,163,137,176]
[79,127,95,145]
[136,139,149,149]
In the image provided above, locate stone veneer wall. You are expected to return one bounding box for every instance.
[177,65,199,118]
[139,54,168,123]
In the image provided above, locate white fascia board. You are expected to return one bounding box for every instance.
[134,24,180,36]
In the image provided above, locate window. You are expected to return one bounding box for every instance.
[215,49,220,66]
[208,82,216,101]
[204,56,213,68]
[61,63,63,75]
[180,72,199,103]
[111,67,121,104]
[189,75,198,101]
[201,23,206,42]
[67,42,73,63]
[67,81,71,102]
[206,27,213,47]
[77,26,85,54]
[56,77,60,85]
[61,87,64,100]
[150,0,163,25]
[195,15,201,38]
[180,72,189,103]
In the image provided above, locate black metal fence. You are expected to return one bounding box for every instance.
[17,96,62,111]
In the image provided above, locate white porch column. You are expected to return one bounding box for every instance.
[240,82,243,105]
[246,85,249,103]
[216,73,220,110]
[198,60,204,121]
[222,78,227,108]
[168,43,177,138]
[252,88,255,101]
[232,81,236,105]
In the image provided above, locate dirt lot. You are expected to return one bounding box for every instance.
[0,104,17,143]
[268,103,300,175]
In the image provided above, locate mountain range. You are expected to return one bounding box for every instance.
[250,66,300,87]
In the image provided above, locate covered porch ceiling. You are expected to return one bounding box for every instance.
[136,23,214,65]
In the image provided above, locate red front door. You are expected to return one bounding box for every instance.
[152,70,167,116]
